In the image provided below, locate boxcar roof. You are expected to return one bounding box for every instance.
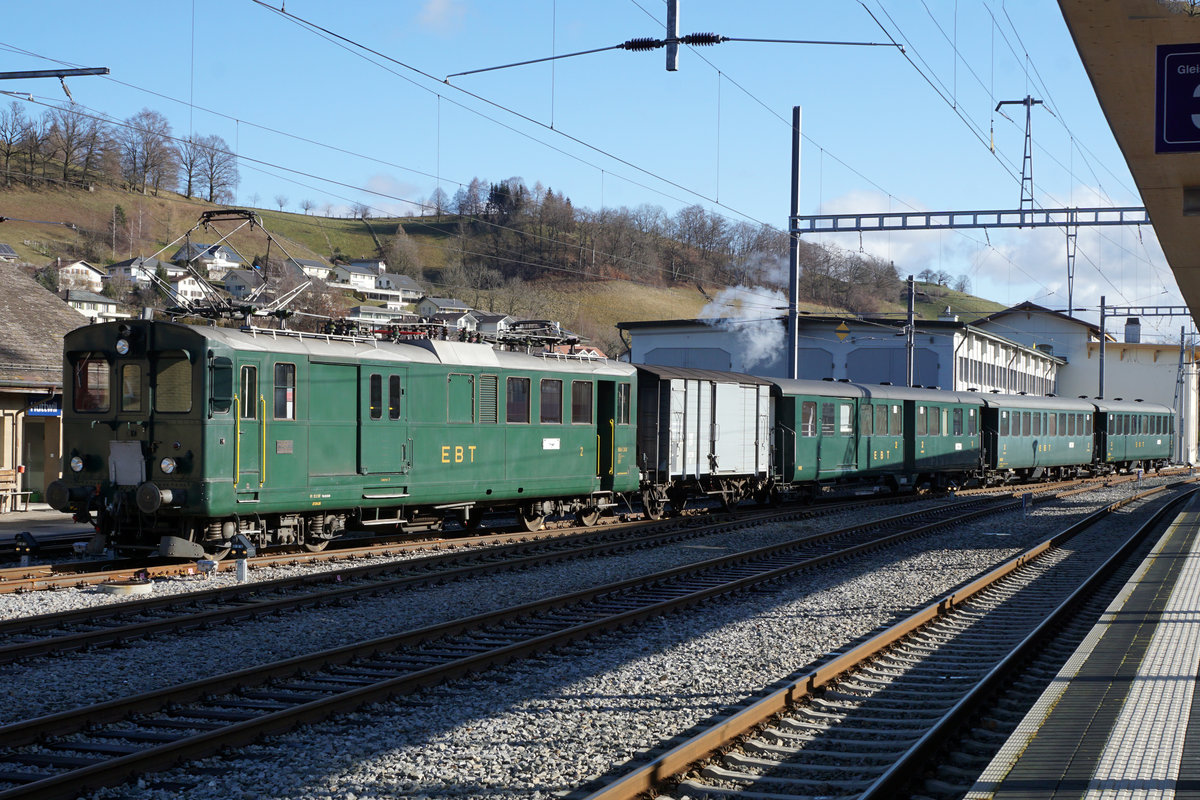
[635,364,773,386]
[978,393,1096,412]
[1093,398,1174,415]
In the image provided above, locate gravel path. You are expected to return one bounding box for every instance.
[0,480,1182,800]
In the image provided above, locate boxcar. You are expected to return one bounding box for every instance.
[635,365,771,516]
[49,320,639,557]
[1093,398,1174,472]
[980,393,1096,481]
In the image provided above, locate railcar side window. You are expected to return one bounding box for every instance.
[74,355,111,412]
[540,379,563,424]
[952,408,963,436]
[389,376,402,421]
[617,383,631,425]
[1068,414,1075,436]
[916,406,927,436]
[369,374,382,420]
[928,407,940,436]
[571,381,593,424]
[1143,415,1149,434]
[890,404,902,434]
[1032,413,1041,437]
[155,351,192,413]
[1022,412,1031,437]
[968,408,977,436]
[1048,413,1056,436]
[507,377,530,424]
[874,404,887,435]
[274,363,296,420]
[210,357,232,415]
[1000,411,1010,437]
[240,367,257,420]
[801,401,817,436]
[121,364,142,412]
[821,403,836,436]
[839,404,852,435]
[1086,415,1093,436]
[860,404,873,436]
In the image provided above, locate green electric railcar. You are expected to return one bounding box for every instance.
[48,320,638,557]
[1094,398,1174,471]
[979,394,1096,481]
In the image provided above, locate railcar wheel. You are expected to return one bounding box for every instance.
[519,506,544,532]
[642,490,665,521]
[667,486,689,515]
[303,537,330,553]
[575,507,601,527]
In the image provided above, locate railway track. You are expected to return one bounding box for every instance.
[0,481,1072,799]
[580,482,1193,800]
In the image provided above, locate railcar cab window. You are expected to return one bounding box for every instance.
[571,381,593,424]
[209,356,233,415]
[120,364,142,412]
[154,351,192,413]
[540,379,563,424]
[821,403,836,436]
[369,374,383,420]
[73,354,111,412]
[617,383,631,425]
[389,376,402,420]
[274,363,296,420]
[507,377,530,423]
[240,366,257,420]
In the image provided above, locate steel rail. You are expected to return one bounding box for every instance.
[0,494,1030,799]
[581,480,1192,800]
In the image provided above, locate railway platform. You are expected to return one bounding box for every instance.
[0,502,92,545]
[968,492,1200,799]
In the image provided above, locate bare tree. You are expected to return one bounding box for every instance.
[351,201,371,219]
[953,273,972,294]
[177,135,202,199]
[0,102,28,187]
[118,109,175,195]
[275,194,288,212]
[300,198,315,215]
[429,187,449,218]
[197,134,238,203]
[46,103,91,185]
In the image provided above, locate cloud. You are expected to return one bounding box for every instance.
[418,0,466,34]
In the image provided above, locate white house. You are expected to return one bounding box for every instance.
[418,296,470,318]
[331,263,379,291]
[472,311,514,335]
[62,290,129,322]
[431,311,479,333]
[107,256,164,288]
[169,276,207,304]
[171,243,244,280]
[287,258,334,281]
[55,260,106,293]
[348,258,386,273]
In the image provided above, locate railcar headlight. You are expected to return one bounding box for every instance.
[160,457,177,475]
[69,456,84,473]
[115,338,130,356]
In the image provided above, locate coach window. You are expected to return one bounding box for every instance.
[506,377,531,423]
[273,363,296,420]
[952,408,963,436]
[801,401,817,436]
[891,404,902,435]
[389,375,402,420]
[73,355,111,412]
[874,404,888,435]
[820,403,836,436]
[929,407,941,436]
[916,406,927,436]
[1143,415,1150,434]
[839,404,853,435]
[1000,411,1010,437]
[120,364,142,413]
[155,351,192,413]
[540,379,563,424]
[369,374,382,420]
[1086,415,1093,436]
[968,407,977,436]
[240,366,257,420]
[1032,413,1041,437]
[1058,412,1066,435]
[1022,411,1031,437]
[617,383,631,424]
[571,381,593,424]
[1047,413,1056,436]
[1067,413,1075,436]
[860,404,873,436]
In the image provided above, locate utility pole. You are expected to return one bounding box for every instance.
[787,106,802,379]
[907,275,916,387]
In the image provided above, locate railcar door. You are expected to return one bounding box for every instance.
[597,380,617,490]
[235,358,265,495]
[359,367,411,474]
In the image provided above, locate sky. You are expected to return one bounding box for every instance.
[0,1,1189,340]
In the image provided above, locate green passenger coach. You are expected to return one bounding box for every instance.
[49,320,638,558]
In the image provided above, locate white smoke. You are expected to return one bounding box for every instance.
[699,285,788,371]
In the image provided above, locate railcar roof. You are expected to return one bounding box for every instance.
[69,321,636,377]
[1093,397,1175,415]
[634,364,773,386]
[768,378,867,398]
[850,383,985,405]
[977,393,1096,412]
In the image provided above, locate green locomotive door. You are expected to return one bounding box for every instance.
[359,368,410,474]
[235,359,265,495]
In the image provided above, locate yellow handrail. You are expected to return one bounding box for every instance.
[609,419,615,476]
[260,394,267,486]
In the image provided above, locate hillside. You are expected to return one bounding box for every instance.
[0,185,1009,355]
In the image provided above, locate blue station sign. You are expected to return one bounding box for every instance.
[27,396,61,417]
[1157,43,1200,153]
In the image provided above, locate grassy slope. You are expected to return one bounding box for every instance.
[0,186,1009,353]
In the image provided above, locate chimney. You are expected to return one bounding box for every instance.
[1125,317,1141,344]
[938,305,958,322]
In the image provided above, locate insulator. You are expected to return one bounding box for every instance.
[681,32,725,46]
[621,37,663,51]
